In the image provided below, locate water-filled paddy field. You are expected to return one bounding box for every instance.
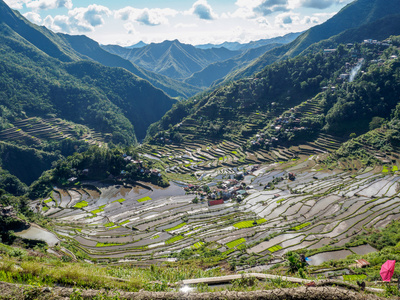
[39,164,398,267]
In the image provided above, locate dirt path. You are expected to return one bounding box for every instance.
[0,281,385,300]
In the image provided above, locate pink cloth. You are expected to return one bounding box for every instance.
[380,260,396,282]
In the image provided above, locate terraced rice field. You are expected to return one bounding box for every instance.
[39,159,399,267]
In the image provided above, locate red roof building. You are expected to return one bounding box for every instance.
[208,199,224,206]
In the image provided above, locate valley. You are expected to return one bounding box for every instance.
[2,0,400,298]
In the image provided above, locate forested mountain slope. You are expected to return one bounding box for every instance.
[221,0,400,84]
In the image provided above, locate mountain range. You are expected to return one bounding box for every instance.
[221,0,400,84]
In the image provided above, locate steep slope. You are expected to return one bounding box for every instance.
[0,2,175,143]
[0,0,81,62]
[147,34,400,149]
[184,43,283,88]
[102,40,241,80]
[59,34,201,99]
[222,0,400,83]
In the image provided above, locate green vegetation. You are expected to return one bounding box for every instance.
[120,220,130,225]
[104,222,115,228]
[29,146,169,199]
[73,201,88,209]
[192,241,205,249]
[137,196,152,203]
[113,198,126,203]
[233,219,267,229]
[91,208,104,214]
[165,235,184,245]
[226,238,246,249]
[151,235,160,240]
[268,245,283,253]
[165,222,186,232]
[343,274,367,281]
[291,222,311,231]
[96,242,125,247]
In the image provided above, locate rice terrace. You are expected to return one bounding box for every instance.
[35,153,400,270]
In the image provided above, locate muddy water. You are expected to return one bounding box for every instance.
[15,226,59,246]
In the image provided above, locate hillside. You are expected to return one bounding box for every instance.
[184,43,283,88]
[221,0,400,84]
[60,34,201,99]
[102,40,242,80]
[0,0,179,186]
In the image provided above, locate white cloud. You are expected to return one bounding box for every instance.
[23,11,42,23]
[123,22,136,35]
[254,0,289,16]
[3,0,24,9]
[44,4,111,33]
[174,23,198,29]
[115,7,177,26]
[187,0,217,20]
[26,0,72,10]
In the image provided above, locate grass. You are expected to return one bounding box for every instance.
[151,235,160,240]
[73,201,89,209]
[42,206,49,212]
[233,219,267,229]
[165,235,184,245]
[112,198,126,203]
[276,198,285,204]
[291,222,311,231]
[343,274,367,281]
[392,166,398,172]
[165,223,187,232]
[382,166,389,173]
[268,245,283,253]
[191,242,205,249]
[226,238,246,249]
[137,196,152,203]
[44,199,53,204]
[120,220,130,225]
[104,222,115,228]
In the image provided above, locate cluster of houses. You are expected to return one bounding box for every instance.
[185,166,261,205]
[122,154,162,177]
[363,39,391,46]
[249,132,279,148]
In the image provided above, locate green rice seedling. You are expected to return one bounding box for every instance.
[104,222,115,228]
[91,208,104,214]
[268,245,283,253]
[226,238,246,249]
[137,196,152,203]
[291,222,311,231]
[96,242,125,247]
[165,223,186,232]
[191,242,204,249]
[120,220,130,225]
[112,198,126,204]
[73,201,89,209]
[151,235,160,239]
[165,235,184,244]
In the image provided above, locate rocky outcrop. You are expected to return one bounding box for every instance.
[0,205,29,231]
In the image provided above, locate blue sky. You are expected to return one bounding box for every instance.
[5,0,354,46]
